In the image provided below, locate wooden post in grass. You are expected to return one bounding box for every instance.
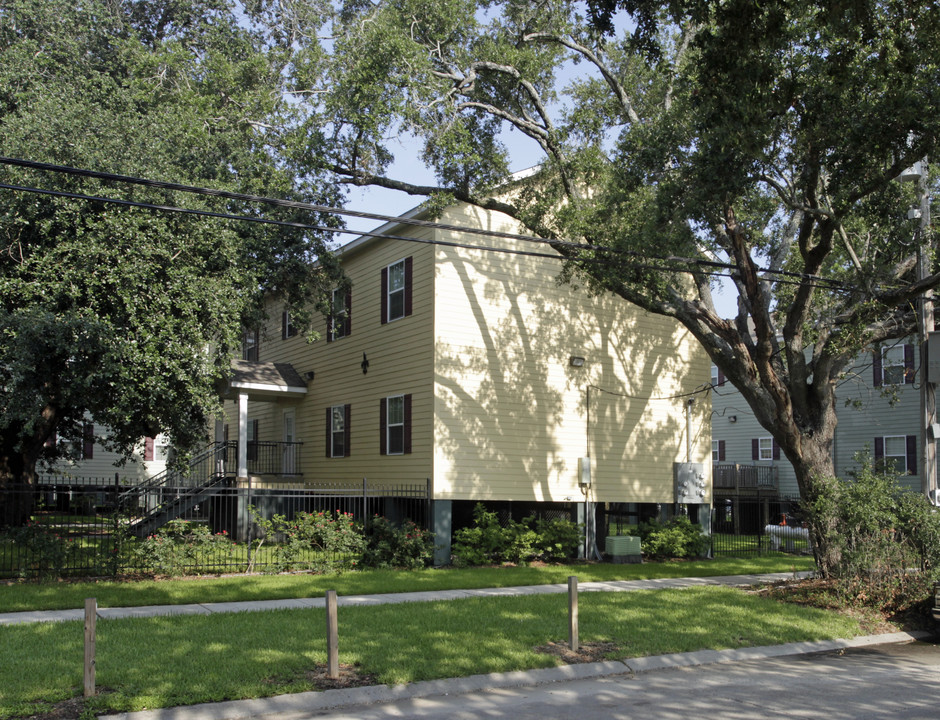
[84,598,96,697]
[326,590,339,679]
[568,576,579,652]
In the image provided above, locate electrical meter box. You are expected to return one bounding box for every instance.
[927,333,940,385]
[674,462,707,504]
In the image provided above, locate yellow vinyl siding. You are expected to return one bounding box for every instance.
[431,204,711,502]
[223,231,435,488]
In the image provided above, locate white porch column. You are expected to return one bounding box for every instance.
[237,391,248,480]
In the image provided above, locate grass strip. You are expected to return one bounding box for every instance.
[0,584,858,719]
[0,555,813,613]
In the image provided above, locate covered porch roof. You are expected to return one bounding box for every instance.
[223,359,309,400]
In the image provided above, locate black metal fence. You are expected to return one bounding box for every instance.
[0,478,430,579]
[710,495,807,557]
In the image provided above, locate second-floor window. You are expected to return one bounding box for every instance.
[874,344,914,386]
[752,437,779,461]
[381,257,412,324]
[282,308,297,340]
[328,288,351,342]
[242,328,259,361]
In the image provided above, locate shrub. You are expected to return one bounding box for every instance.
[802,457,940,613]
[249,508,365,574]
[5,521,79,579]
[451,503,583,566]
[637,515,707,559]
[137,519,232,577]
[361,516,434,569]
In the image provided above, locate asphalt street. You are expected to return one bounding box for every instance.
[251,639,940,720]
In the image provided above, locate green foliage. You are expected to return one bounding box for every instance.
[0,0,343,493]
[3,520,78,579]
[451,503,582,566]
[802,457,940,612]
[361,516,434,570]
[137,520,232,578]
[248,506,365,574]
[636,515,707,559]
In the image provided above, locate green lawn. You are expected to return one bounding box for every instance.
[0,554,814,613]
[0,583,859,720]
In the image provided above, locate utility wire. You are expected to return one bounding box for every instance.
[0,155,850,290]
[0,179,839,287]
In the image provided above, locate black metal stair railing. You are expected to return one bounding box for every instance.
[120,442,234,538]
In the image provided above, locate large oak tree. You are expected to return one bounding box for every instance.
[298,0,938,574]
[0,0,343,522]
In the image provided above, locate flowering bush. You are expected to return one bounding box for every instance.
[362,516,434,569]
[250,507,366,574]
[6,521,78,579]
[137,519,232,577]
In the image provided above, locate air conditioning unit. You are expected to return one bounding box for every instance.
[605,535,641,564]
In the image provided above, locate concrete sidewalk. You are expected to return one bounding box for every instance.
[0,572,810,625]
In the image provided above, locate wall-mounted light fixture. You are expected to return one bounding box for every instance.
[303,371,316,382]
[361,352,370,375]
[729,415,737,423]
[569,356,586,367]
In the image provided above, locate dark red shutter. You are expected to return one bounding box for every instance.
[874,436,884,460]
[326,298,334,342]
[904,344,915,384]
[717,369,725,386]
[873,350,883,387]
[403,394,412,454]
[344,404,351,457]
[379,398,387,454]
[772,439,780,460]
[906,435,917,474]
[751,438,759,460]
[381,267,389,324]
[325,407,332,457]
[404,256,413,317]
[144,437,155,461]
[718,440,726,462]
[83,423,94,460]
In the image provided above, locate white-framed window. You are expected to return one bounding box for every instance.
[386,395,404,455]
[874,343,913,386]
[758,438,773,460]
[710,365,725,387]
[881,345,906,385]
[242,328,259,361]
[281,307,297,339]
[752,437,779,461]
[329,288,350,341]
[381,257,412,324]
[712,439,725,462]
[329,405,349,458]
[388,260,406,322]
[875,435,916,475]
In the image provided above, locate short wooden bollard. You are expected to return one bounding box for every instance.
[326,590,339,679]
[84,598,96,697]
[568,576,579,652]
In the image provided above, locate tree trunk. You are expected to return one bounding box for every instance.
[786,432,841,578]
[0,429,40,527]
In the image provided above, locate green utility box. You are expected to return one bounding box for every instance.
[605,535,642,564]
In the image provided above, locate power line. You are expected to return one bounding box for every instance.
[0,155,852,290]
